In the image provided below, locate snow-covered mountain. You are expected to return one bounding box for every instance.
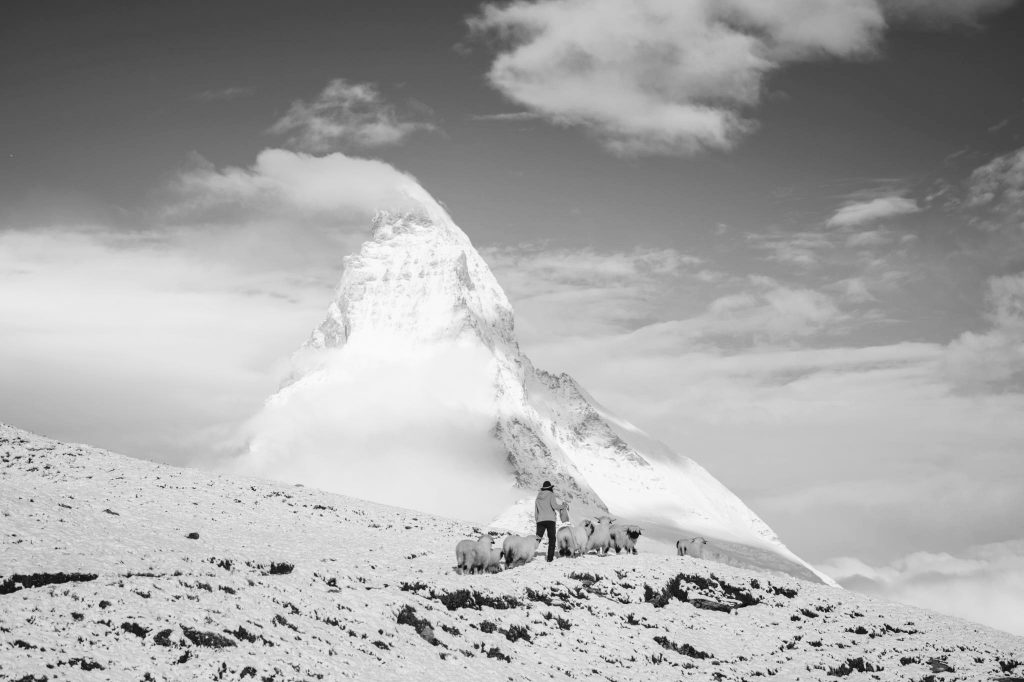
[3,424,1023,681]
[239,189,825,583]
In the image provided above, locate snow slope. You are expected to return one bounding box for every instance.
[3,424,1022,681]
[239,194,827,583]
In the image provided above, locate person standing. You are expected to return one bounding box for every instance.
[535,480,568,562]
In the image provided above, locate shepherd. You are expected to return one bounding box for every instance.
[535,480,569,563]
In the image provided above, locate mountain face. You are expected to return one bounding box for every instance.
[240,193,828,583]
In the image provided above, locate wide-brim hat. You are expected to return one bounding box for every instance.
[541,480,553,491]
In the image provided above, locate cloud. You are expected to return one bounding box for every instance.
[470,0,887,156]
[238,337,522,521]
[967,145,1024,229]
[826,195,920,227]
[833,277,876,303]
[482,244,702,340]
[0,226,328,466]
[471,0,1016,156]
[170,148,428,222]
[472,111,542,122]
[268,79,436,152]
[698,279,845,341]
[845,229,895,248]
[194,86,255,102]
[821,539,1024,636]
[945,271,1024,390]
[748,230,834,266]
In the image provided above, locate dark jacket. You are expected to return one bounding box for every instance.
[535,489,567,523]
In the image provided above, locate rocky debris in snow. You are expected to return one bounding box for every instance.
[0,572,98,595]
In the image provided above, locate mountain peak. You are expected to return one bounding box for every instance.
[243,196,832,584]
[370,208,448,241]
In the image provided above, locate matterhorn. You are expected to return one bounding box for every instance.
[239,186,830,584]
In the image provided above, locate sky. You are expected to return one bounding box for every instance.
[3,0,1024,634]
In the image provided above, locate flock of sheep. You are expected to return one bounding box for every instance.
[454,516,712,575]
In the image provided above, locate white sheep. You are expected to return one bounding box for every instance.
[556,519,595,558]
[455,535,494,574]
[676,537,708,560]
[502,534,542,567]
[584,517,615,556]
[609,524,643,555]
[484,547,504,573]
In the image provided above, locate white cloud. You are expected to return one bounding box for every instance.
[698,282,845,340]
[967,145,1024,229]
[0,226,328,465]
[470,0,885,156]
[748,230,834,266]
[945,271,1024,390]
[269,79,435,152]
[472,111,542,122]
[827,195,920,227]
[487,244,855,345]
[238,338,522,521]
[170,148,427,221]
[845,228,894,248]
[471,0,1016,156]
[194,86,255,102]
[833,277,876,303]
[821,539,1024,636]
[482,244,702,340]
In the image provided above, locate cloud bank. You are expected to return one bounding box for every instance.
[471,0,1014,155]
[821,539,1024,636]
[945,271,1024,390]
[0,149,430,465]
[238,337,522,522]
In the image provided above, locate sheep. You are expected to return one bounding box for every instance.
[555,519,594,557]
[484,547,504,574]
[555,519,594,558]
[584,517,615,556]
[676,537,708,560]
[609,524,643,555]
[555,526,575,557]
[502,534,542,568]
[455,535,494,574]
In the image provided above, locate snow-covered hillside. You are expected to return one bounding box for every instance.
[238,192,825,583]
[3,424,1022,681]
